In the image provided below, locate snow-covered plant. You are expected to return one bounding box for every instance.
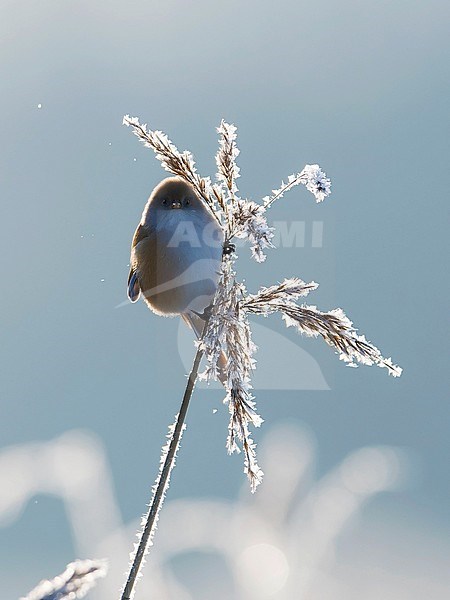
[121,115,401,599]
[22,559,107,600]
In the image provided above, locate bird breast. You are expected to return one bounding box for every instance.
[135,210,223,316]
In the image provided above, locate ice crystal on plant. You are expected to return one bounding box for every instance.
[264,164,331,208]
[232,199,275,262]
[200,258,263,491]
[123,416,187,597]
[216,120,240,196]
[300,164,332,202]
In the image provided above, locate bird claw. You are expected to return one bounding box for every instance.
[223,241,235,256]
[192,303,213,321]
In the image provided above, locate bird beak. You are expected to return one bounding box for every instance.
[171,201,182,209]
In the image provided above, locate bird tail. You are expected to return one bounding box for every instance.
[182,312,227,387]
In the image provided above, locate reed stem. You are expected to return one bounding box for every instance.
[120,341,205,600]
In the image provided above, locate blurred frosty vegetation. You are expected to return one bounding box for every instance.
[2,424,448,599]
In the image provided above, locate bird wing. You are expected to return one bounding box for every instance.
[127,269,140,302]
[127,223,151,302]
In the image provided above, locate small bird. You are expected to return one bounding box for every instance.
[127,176,224,348]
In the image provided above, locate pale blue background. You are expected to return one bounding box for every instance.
[1,0,449,597]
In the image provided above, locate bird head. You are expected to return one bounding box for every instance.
[148,177,201,213]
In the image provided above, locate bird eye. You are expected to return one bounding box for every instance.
[162,198,168,205]
[185,198,191,206]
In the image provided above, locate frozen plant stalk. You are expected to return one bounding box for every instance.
[120,115,402,598]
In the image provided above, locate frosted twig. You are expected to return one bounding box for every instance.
[243,299,402,377]
[215,120,240,237]
[244,277,319,309]
[216,120,240,198]
[263,164,331,208]
[230,200,275,262]
[120,339,205,600]
[198,257,264,491]
[123,115,224,229]
[22,559,107,600]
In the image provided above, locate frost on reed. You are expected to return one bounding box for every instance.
[22,559,107,600]
[124,115,401,494]
[122,417,186,599]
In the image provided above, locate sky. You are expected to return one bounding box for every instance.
[1,1,449,598]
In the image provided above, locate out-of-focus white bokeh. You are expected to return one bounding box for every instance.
[1,425,449,599]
